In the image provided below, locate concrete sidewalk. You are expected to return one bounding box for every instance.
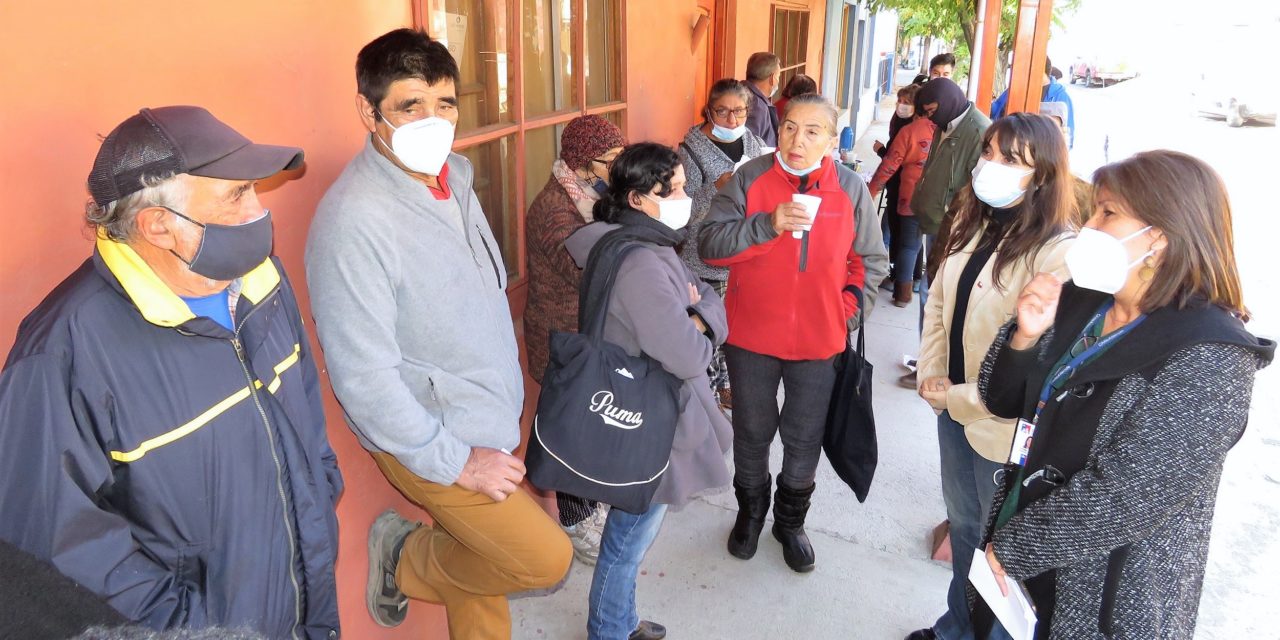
[510,98,955,639]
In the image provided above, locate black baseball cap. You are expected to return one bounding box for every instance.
[87,106,304,207]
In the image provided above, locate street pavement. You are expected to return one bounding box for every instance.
[509,77,1279,639]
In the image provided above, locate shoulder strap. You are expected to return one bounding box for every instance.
[579,236,645,343]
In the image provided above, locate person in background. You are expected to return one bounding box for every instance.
[1040,101,1092,226]
[774,73,817,116]
[868,83,936,307]
[871,83,923,285]
[0,106,341,639]
[979,150,1272,638]
[525,114,626,565]
[990,57,1075,148]
[678,78,768,410]
[564,142,732,640]
[743,52,782,147]
[700,93,888,574]
[904,77,992,389]
[930,52,957,80]
[904,113,1076,640]
[305,29,571,638]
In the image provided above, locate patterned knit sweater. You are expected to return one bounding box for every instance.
[677,124,766,281]
[977,289,1273,639]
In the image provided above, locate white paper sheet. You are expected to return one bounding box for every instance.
[968,548,1037,640]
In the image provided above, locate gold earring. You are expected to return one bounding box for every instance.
[1138,255,1157,282]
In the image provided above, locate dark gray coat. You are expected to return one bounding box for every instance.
[565,222,732,507]
[979,282,1274,639]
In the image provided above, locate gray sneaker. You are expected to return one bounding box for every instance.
[563,504,608,566]
[367,510,420,627]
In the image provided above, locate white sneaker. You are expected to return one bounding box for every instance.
[562,505,608,566]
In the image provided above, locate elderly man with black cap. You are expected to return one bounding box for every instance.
[0,106,343,639]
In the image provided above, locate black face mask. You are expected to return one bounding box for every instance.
[165,207,274,281]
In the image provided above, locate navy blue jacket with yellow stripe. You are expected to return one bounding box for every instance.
[0,237,342,639]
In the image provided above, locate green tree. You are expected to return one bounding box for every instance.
[873,0,1080,95]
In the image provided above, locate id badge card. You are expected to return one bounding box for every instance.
[1008,419,1036,465]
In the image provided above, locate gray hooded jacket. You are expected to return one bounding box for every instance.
[565,222,733,507]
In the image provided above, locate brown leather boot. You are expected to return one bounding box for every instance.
[893,281,913,307]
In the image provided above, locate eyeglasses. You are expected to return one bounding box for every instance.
[712,107,749,119]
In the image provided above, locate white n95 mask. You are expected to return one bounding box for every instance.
[379,115,455,175]
[1065,226,1154,294]
[970,158,1033,208]
[646,195,693,230]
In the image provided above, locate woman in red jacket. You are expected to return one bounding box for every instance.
[698,93,889,573]
[869,89,936,306]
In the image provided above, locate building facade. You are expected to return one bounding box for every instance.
[0,1,894,636]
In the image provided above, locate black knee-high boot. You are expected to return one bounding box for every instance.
[726,474,772,559]
[772,479,816,572]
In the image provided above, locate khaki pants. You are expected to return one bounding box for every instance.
[373,453,572,639]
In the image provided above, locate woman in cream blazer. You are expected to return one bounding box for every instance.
[908,113,1078,640]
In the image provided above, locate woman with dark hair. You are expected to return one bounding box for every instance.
[774,73,818,114]
[525,114,626,565]
[564,143,732,640]
[678,78,768,409]
[977,150,1272,638]
[906,113,1077,640]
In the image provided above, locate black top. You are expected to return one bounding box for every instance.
[948,216,1011,384]
[709,136,745,163]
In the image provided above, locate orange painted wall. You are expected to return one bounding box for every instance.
[0,1,810,638]
[722,0,830,86]
[0,2,446,637]
[624,3,701,146]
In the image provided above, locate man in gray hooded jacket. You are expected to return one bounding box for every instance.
[304,29,570,639]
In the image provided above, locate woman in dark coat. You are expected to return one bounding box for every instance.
[977,150,1274,639]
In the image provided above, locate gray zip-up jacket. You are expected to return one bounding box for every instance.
[306,140,523,485]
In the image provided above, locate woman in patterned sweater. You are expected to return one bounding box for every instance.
[977,150,1274,639]
[524,115,626,565]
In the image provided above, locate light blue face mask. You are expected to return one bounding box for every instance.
[711,123,748,142]
[775,151,823,177]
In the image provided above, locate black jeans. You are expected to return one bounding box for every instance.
[724,344,838,489]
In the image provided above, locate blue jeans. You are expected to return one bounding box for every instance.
[933,411,1012,640]
[891,214,923,284]
[587,503,668,640]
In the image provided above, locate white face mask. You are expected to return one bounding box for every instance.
[644,194,692,230]
[711,123,748,142]
[377,115,455,175]
[1065,226,1154,294]
[776,151,823,177]
[896,103,915,119]
[970,158,1034,208]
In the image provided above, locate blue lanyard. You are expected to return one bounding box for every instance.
[1033,301,1146,423]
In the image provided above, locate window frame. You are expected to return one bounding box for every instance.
[411,0,628,295]
[771,4,811,90]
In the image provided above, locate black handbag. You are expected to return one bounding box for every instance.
[823,304,878,502]
[525,243,682,514]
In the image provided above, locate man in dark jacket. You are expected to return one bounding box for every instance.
[0,106,343,639]
[744,51,782,147]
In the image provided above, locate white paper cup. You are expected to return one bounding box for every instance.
[791,193,821,239]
